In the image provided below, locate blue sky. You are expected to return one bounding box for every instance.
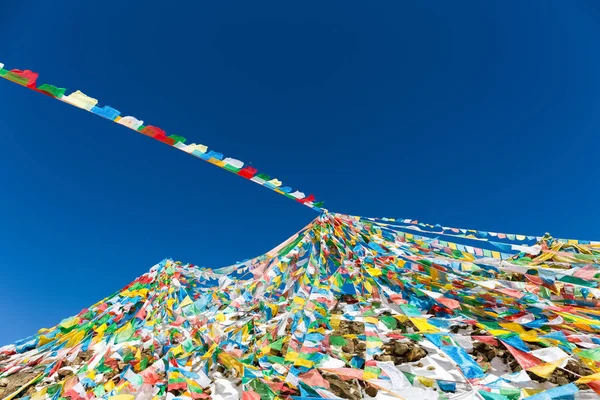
[2,1,600,344]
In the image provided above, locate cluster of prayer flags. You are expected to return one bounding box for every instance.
[2,212,600,399]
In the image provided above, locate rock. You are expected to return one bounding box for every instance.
[556,376,569,386]
[569,365,582,375]
[0,372,37,397]
[337,320,365,335]
[394,342,409,356]
[58,369,73,378]
[323,373,361,400]
[169,388,185,397]
[382,344,393,355]
[356,342,367,351]
[77,350,93,362]
[365,386,378,397]
[406,345,426,362]
[378,355,394,362]
[566,360,592,377]
[342,342,354,353]
[508,360,521,372]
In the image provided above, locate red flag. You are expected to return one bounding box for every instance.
[7,69,38,87]
[238,166,258,179]
[437,297,461,310]
[502,343,542,369]
[140,126,166,138]
[587,381,600,395]
[472,336,498,346]
[242,391,261,400]
[297,194,315,204]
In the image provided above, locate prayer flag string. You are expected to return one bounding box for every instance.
[0,62,325,212]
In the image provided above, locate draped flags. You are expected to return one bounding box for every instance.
[2,213,600,399]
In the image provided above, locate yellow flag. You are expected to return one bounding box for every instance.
[38,335,54,346]
[519,330,539,342]
[285,351,299,362]
[499,322,526,334]
[366,267,382,277]
[410,318,440,333]
[218,352,244,376]
[577,372,600,384]
[363,371,378,380]
[108,395,134,400]
[330,314,341,329]
[104,380,116,391]
[527,359,565,378]
[294,358,314,368]
[417,376,435,387]
[180,296,193,308]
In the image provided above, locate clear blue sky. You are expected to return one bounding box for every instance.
[2,1,600,344]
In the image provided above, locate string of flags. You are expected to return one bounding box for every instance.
[2,212,600,400]
[0,62,324,213]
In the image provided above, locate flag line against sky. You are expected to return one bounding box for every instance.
[0,62,325,213]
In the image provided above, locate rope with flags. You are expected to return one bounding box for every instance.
[0,62,325,212]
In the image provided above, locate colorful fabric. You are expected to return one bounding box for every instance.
[3,61,600,399]
[2,213,600,399]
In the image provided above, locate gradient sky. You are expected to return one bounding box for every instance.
[2,1,600,344]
